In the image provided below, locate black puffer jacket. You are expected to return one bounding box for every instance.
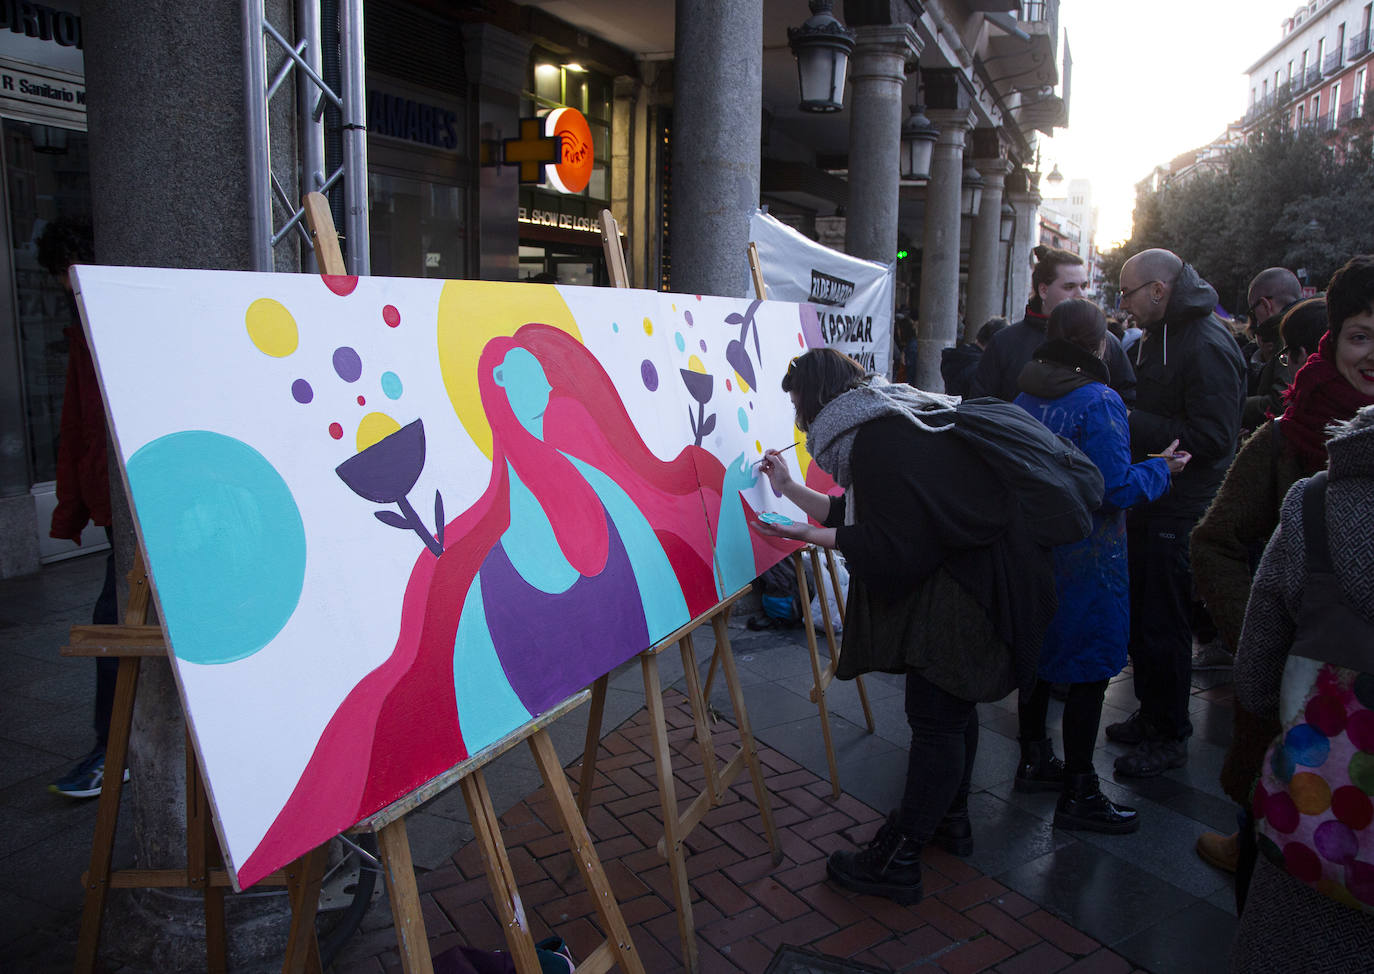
[968,308,1137,404]
[1128,263,1246,521]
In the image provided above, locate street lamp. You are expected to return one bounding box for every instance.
[787,0,855,113]
[900,103,939,180]
[961,166,985,217]
[1000,202,1015,243]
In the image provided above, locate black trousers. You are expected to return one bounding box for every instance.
[897,670,978,842]
[1018,678,1110,774]
[1126,514,1195,740]
[93,529,118,747]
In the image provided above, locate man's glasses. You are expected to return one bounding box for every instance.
[1248,295,1273,319]
[1119,280,1159,302]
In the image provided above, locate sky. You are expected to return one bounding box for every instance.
[1038,0,1307,249]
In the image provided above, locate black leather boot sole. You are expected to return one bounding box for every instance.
[931,815,973,857]
[1053,804,1140,834]
[826,851,924,905]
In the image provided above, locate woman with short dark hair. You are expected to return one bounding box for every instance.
[758,347,1056,904]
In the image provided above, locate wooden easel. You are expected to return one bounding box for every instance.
[64,196,646,974]
[745,240,875,797]
[590,212,783,973]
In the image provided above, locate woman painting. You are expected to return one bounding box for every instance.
[242,323,789,884]
[1011,299,1189,832]
[754,348,1055,905]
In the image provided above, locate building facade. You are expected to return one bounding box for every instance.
[0,0,1071,577]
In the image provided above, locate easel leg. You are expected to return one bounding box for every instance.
[796,551,842,797]
[677,633,720,805]
[459,771,543,974]
[186,731,227,973]
[820,549,875,733]
[281,845,328,974]
[577,675,609,824]
[710,611,782,863]
[376,818,437,974]
[74,654,139,974]
[642,651,698,973]
[529,730,646,974]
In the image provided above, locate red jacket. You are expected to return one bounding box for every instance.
[50,320,110,542]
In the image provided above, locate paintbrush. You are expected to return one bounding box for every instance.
[755,442,799,466]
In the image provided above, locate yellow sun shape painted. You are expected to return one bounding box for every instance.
[793,425,813,479]
[687,354,706,374]
[245,298,298,357]
[438,281,582,459]
[356,412,401,453]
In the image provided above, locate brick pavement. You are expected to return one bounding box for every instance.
[333,691,1145,974]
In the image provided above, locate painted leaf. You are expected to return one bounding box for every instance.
[726,340,756,392]
[374,510,409,530]
[700,413,717,437]
[434,490,445,548]
[725,312,744,325]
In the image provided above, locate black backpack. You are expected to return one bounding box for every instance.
[951,397,1105,547]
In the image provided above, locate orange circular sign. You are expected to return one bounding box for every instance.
[545,107,594,194]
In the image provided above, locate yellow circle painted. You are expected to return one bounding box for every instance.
[687,355,706,374]
[1288,772,1332,815]
[437,281,581,459]
[643,317,653,335]
[245,298,298,357]
[356,412,402,453]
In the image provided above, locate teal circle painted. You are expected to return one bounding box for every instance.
[381,370,403,400]
[675,332,686,352]
[126,431,306,665]
[737,407,749,432]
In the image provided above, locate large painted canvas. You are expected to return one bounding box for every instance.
[73,266,818,889]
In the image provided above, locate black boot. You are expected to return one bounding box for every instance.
[1054,772,1139,834]
[931,806,973,857]
[1014,738,1065,793]
[827,812,923,905]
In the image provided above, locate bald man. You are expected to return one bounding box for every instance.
[1245,266,1303,327]
[1108,249,1245,777]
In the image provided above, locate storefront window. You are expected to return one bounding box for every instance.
[368,171,466,279]
[6,119,91,486]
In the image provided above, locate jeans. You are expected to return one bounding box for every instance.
[898,670,978,842]
[1127,514,1195,740]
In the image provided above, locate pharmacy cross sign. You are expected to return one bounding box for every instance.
[502,117,562,183]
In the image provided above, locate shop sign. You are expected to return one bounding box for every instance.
[544,107,592,194]
[0,55,83,127]
[518,205,599,235]
[367,89,460,151]
[0,1,82,76]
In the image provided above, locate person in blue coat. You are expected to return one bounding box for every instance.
[1012,299,1191,832]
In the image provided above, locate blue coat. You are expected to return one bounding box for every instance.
[1015,351,1170,682]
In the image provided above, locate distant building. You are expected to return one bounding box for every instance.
[1242,1,1374,141]
[1039,177,1102,298]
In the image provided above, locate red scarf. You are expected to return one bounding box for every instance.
[1279,331,1374,472]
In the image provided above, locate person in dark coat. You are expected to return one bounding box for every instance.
[941,316,1006,397]
[753,349,1055,905]
[1107,249,1246,777]
[1012,299,1189,832]
[968,245,1136,403]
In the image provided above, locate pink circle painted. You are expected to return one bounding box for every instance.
[383,305,401,327]
[1283,842,1322,882]
[1265,790,1300,833]
[1305,694,1347,737]
[1346,709,1374,752]
[328,422,343,440]
[322,275,358,296]
[1333,785,1374,830]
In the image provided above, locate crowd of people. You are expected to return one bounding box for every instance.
[757,246,1374,968]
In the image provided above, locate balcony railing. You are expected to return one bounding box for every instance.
[1317,109,1337,132]
[1350,29,1371,60]
[1307,65,1323,88]
[1324,49,1344,75]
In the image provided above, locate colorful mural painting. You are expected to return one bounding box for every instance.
[73,267,819,890]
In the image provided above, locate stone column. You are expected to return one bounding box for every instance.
[670,0,762,297]
[964,150,1011,341]
[844,24,921,263]
[464,25,533,282]
[915,71,975,392]
[82,1,298,966]
[1007,174,1042,321]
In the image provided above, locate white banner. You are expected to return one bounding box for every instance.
[748,210,894,375]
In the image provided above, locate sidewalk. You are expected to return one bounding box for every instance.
[2,553,1240,972]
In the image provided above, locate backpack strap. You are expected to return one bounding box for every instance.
[1301,471,1332,576]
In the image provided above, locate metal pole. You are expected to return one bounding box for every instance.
[297,0,325,272]
[339,0,369,274]
[242,0,273,271]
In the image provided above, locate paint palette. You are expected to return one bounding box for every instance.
[757,511,795,526]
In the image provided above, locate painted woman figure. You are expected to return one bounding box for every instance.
[244,322,788,880]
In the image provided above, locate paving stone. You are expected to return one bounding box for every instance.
[936,933,1014,974]
[992,940,1074,974]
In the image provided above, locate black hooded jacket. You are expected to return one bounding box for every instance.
[968,307,1137,404]
[1128,263,1246,521]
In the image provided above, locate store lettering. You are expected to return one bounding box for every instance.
[0,2,82,49]
[367,91,457,150]
[517,206,599,234]
[4,74,81,103]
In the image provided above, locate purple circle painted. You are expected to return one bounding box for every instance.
[641,359,659,391]
[291,379,313,404]
[685,310,694,327]
[333,346,362,382]
[1314,820,1359,864]
[699,339,707,352]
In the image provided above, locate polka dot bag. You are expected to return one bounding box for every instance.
[1254,472,1374,915]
